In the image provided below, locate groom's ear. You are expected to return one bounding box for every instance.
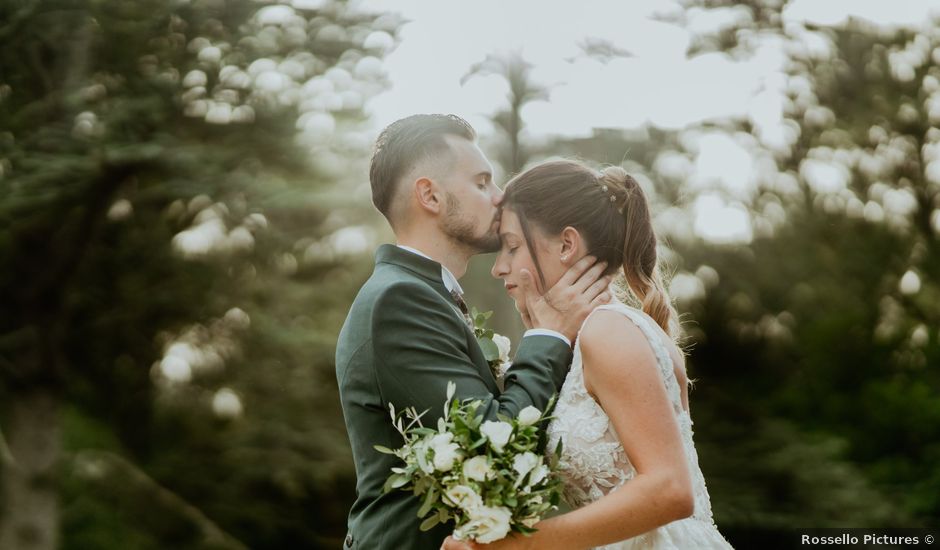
[414,177,443,214]
[559,226,581,264]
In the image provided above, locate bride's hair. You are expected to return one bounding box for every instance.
[501,160,680,338]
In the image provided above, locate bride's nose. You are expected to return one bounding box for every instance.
[491,253,508,279]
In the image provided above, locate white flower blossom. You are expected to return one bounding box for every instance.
[480,421,513,453]
[430,432,461,472]
[462,455,492,482]
[459,505,513,544]
[415,439,434,474]
[444,485,483,512]
[492,334,511,364]
[512,452,540,479]
[527,464,550,488]
[517,406,541,426]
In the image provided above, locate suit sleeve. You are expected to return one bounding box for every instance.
[372,281,572,425]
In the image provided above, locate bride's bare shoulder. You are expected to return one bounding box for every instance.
[579,310,657,373]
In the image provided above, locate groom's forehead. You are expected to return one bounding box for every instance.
[446,136,493,175]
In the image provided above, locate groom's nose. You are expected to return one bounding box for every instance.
[491,186,504,206]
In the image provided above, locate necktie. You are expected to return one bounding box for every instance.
[450,289,473,327]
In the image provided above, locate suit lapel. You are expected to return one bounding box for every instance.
[373,245,496,391]
[375,245,473,328]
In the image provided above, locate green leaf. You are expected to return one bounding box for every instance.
[373,445,396,454]
[420,513,442,531]
[478,337,499,361]
[383,474,409,493]
[417,485,437,518]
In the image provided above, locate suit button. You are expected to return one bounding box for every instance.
[344,534,354,547]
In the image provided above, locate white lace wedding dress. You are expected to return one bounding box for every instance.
[546,302,733,549]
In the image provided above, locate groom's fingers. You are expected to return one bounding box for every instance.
[585,274,614,301]
[518,269,537,304]
[556,255,597,288]
[517,270,539,327]
[591,290,613,307]
[570,259,608,294]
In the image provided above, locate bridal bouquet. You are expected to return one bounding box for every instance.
[376,382,563,543]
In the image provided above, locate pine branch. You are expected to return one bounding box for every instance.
[71,449,249,550]
[0,0,41,43]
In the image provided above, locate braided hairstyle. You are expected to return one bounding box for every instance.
[501,160,680,338]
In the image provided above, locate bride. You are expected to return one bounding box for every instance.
[443,160,732,550]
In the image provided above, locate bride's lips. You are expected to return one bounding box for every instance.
[504,283,517,292]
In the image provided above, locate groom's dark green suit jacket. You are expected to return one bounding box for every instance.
[335,245,573,549]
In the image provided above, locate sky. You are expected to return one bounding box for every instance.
[357,0,939,137]
[349,0,939,245]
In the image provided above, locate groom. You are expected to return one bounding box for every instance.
[335,114,611,549]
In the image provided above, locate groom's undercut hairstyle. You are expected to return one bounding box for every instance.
[370,114,476,227]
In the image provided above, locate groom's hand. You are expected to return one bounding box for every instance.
[518,255,612,342]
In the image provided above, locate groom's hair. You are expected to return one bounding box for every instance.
[370,114,476,227]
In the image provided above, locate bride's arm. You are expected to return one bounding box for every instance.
[522,310,694,550]
[548,311,694,548]
[442,310,694,550]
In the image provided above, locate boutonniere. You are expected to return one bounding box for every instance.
[471,308,511,385]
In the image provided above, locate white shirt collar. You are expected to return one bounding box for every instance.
[396,245,464,296]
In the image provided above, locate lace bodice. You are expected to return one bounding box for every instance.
[545,302,715,525]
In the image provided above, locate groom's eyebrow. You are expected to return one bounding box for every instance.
[475,170,492,182]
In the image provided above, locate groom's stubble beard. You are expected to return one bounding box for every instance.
[441,191,501,255]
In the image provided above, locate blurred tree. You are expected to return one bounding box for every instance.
[0,0,396,548]
[651,0,940,533]
[462,51,549,177]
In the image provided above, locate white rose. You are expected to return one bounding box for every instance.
[462,455,493,482]
[527,464,550,488]
[444,485,484,512]
[512,452,540,479]
[463,505,513,544]
[517,406,541,426]
[492,333,511,363]
[430,433,461,472]
[430,432,453,447]
[480,421,513,453]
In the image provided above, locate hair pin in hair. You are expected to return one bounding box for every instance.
[598,182,620,212]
